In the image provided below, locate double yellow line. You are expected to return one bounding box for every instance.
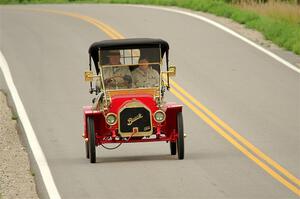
[21,7,300,196]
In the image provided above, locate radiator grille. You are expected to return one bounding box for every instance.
[119,107,152,136]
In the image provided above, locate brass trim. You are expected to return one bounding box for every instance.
[107,88,158,97]
[127,113,143,126]
[118,100,153,137]
[84,71,94,82]
[84,71,102,82]
[168,65,176,77]
[102,62,161,68]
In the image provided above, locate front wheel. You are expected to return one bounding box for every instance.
[177,112,184,160]
[87,117,96,163]
[170,142,176,155]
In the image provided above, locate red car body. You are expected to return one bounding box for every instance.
[83,93,182,144]
[83,38,184,163]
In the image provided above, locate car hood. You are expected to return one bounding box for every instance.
[107,94,158,114]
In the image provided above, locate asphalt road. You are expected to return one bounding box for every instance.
[0,4,299,199]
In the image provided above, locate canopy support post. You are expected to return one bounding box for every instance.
[89,54,93,94]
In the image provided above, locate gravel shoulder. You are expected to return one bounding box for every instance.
[0,91,39,199]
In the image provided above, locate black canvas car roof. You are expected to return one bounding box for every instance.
[89,38,169,55]
[88,38,169,73]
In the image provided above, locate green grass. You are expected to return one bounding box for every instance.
[11,112,18,120]
[1,0,299,55]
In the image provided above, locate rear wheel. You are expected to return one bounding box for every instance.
[177,112,184,160]
[87,117,96,163]
[170,142,176,155]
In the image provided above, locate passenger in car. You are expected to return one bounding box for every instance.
[102,50,132,89]
[132,57,159,88]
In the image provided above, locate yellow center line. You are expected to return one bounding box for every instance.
[16,7,300,195]
[170,87,300,195]
[19,8,121,39]
[170,79,300,187]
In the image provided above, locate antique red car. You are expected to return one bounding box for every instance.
[83,38,184,163]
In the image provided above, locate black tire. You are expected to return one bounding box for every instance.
[177,112,184,160]
[85,141,89,159]
[87,117,96,163]
[170,142,176,155]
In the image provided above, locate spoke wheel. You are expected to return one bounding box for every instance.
[177,112,184,160]
[170,142,176,155]
[87,117,96,163]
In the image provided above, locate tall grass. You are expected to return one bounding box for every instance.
[236,0,300,24]
[232,0,300,54]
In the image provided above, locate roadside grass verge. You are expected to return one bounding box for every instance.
[236,0,300,25]
[1,0,299,55]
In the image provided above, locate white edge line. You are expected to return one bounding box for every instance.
[128,4,300,74]
[0,51,61,199]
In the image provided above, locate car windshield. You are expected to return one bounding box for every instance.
[100,48,161,90]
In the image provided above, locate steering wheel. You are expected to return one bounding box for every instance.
[105,75,129,88]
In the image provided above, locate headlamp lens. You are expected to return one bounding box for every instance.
[106,113,117,125]
[154,111,165,122]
